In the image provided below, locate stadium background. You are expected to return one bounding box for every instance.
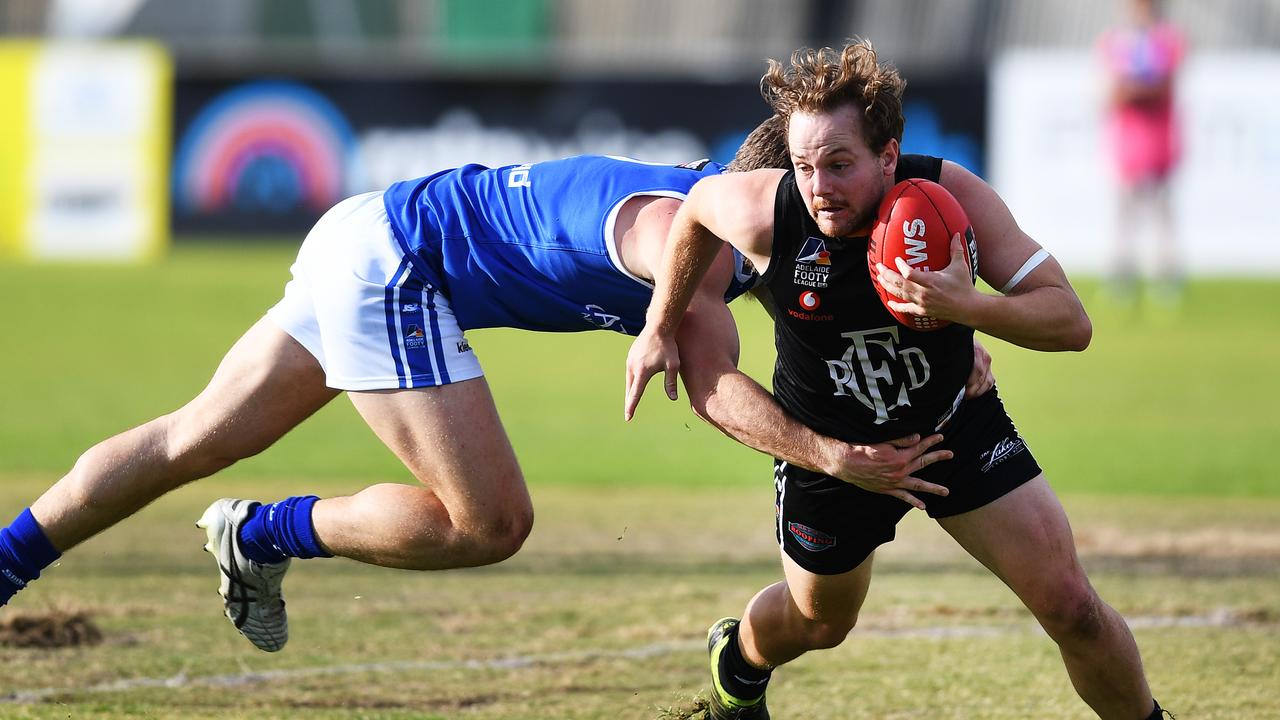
[4,0,1280,269]
[1,2,1278,719]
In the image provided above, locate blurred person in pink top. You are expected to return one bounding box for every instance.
[1099,0,1186,303]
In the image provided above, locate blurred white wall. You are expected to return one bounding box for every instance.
[991,50,1280,275]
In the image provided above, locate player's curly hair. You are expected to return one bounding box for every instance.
[761,38,906,153]
[725,114,790,172]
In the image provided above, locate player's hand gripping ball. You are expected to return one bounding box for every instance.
[868,179,977,331]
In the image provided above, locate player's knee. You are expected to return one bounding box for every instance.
[791,608,858,650]
[483,506,535,562]
[801,618,856,650]
[1030,579,1106,643]
[457,502,535,566]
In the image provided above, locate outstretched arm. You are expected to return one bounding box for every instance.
[624,170,779,419]
[633,233,995,509]
[674,288,953,509]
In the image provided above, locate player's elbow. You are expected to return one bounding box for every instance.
[1045,290,1091,351]
[684,380,716,423]
[1074,318,1093,351]
[684,372,738,429]
[677,353,737,423]
[1059,313,1092,352]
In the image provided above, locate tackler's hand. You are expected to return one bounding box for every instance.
[966,339,995,398]
[826,433,953,511]
[624,327,681,421]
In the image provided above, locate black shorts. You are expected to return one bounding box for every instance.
[774,388,1041,575]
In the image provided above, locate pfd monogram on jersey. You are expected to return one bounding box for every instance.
[760,154,976,444]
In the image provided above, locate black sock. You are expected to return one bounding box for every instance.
[1145,699,1170,720]
[717,626,772,702]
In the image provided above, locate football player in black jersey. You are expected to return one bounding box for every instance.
[626,40,1166,720]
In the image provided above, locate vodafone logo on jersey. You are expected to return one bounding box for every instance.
[787,290,833,322]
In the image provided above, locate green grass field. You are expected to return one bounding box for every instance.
[1,243,1278,718]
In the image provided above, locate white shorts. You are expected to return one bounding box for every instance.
[267,191,484,391]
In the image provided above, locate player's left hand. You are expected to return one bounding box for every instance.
[624,328,680,421]
[877,233,976,324]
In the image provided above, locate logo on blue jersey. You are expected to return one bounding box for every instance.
[402,303,421,313]
[582,304,627,334]
[404,324,427,350]
[788,521,836,552]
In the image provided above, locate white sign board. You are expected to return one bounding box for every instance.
[990,51,1280,275]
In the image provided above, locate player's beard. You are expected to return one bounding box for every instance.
[812,201,877,238]
[844,203,878,237]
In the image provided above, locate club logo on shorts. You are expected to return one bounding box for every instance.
[979,435,1026,473]
[401,303,421,313]
[788,521,836,552]
[404,324,427,350]
[457,338,472,354]
[794,236,831,288]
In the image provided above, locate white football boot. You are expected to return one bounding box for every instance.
[197,498,291,652]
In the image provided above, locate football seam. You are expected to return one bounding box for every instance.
[882,179,953,329]
[916,182,964,270]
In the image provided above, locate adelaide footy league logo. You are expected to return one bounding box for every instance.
[794,236,831,288]
[403,324,427,350]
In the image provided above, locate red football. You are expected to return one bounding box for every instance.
[867,178,976,331]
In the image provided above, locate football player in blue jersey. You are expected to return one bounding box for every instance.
[626,40,1165,720]
[0,115,991,659]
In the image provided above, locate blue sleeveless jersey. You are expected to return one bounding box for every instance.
[381,155,759,335]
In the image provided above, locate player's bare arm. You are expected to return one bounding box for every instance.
[678,287,999,508]
[671,260,952,509]
[875,161,1091,352]
[623,169,782,419]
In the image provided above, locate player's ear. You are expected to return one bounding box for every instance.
[879,138,900,178]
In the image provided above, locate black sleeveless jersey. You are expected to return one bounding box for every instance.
[761,154,976,444]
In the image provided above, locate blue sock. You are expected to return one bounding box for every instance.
[237,496,331,564]
[0,508,62,606]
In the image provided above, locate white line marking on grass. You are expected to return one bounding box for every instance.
[2,613,1267,704]
[1,641,701,703]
